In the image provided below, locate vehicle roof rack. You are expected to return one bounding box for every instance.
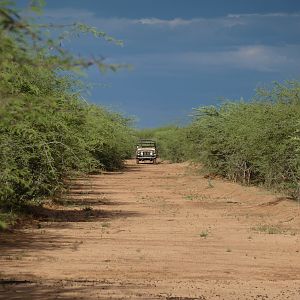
[137,139,156,147]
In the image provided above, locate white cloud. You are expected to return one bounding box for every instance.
[133,18,196,27]
[132,16,247,29]
[41,10,244,29]
[228,12,300,18]
[133,17,245,29]
[189,45,290,72]
[119,45,299,73]
[37,8,300,74]
[40,8,300,33]
[130,13,300,28]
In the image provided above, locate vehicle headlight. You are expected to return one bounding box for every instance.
[150,151,153,155]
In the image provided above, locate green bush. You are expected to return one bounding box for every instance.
[0,59,134,211]
[0,2,135,215]
[188,81,300,196]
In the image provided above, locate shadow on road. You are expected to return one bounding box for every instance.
[0,186,141,257]
[27,205,141,223]
[0,279,157,300]
[0,161,146,291]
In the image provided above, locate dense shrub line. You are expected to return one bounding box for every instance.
[0,4,135,217]
[188,81,300,196]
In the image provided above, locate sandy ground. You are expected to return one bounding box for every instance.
[1,160,300,300]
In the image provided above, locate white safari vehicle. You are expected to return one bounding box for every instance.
[135,139,157,164]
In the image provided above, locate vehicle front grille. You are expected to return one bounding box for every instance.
[138,151,155,157]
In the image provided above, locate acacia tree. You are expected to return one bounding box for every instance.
[188,81,300,197]
[0,1,134,219]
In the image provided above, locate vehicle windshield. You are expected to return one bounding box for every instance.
[137,139,156,148]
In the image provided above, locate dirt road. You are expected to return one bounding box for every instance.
[1,160,300,299]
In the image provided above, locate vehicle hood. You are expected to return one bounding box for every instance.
[137,147,156,151]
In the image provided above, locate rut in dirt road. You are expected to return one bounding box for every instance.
[1,160,300,300]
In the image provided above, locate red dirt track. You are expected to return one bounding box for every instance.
[1,160,300,299]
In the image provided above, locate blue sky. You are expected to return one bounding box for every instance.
[22,0,300,127]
